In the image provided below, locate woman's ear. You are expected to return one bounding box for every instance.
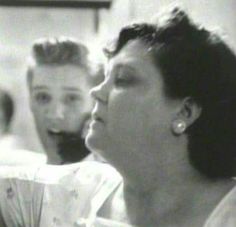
[171,97,202,135]
[178,97,202,126]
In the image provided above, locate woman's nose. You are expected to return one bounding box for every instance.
[90,81,108,103]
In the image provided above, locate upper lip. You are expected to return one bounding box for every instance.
[50,128,61,133]
[47,128,63,135]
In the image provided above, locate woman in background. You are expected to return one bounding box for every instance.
[0,87,46,165]
[1,6,236,227]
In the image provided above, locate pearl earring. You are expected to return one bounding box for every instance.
[172,119,187,135]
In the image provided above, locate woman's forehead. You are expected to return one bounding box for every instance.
[107,40,153,71]
[116,39,150,59]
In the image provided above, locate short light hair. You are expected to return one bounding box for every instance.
[27,36,104,85]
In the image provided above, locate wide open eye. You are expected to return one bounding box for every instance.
[34,92,51,105]
[64,93,81,105]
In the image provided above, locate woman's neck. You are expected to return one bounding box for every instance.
[102,135,235,226]
[122,174,234,227]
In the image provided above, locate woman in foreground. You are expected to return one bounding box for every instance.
[1,7,236,227]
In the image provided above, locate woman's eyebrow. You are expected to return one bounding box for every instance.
[112,63,136,74]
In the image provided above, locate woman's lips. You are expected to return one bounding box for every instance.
[92,113,104,123]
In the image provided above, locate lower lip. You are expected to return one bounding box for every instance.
[47,132,62,141]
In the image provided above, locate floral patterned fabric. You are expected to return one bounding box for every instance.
[0,161,235,227]
[0,162,131,227]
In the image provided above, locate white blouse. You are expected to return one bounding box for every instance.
[0,162,136,227]
[0,162,235,227]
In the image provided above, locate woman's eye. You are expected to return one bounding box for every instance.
[65,94,81,104]
[34,92,51,104]
[114,74,134,87]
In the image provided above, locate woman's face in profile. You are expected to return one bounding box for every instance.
[86,40,180,171]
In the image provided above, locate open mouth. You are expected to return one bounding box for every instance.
[47,129,64,142]
[48,128,61,134]
[47,129,87,162]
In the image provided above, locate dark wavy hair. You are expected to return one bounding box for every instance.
[104,7,236,179]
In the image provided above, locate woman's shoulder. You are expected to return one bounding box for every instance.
[0,164,42,181]
[0,162,122,226]
[0,161,121,186]
[204,184,236,227]
[0,149,46,166]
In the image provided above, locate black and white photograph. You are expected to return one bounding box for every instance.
[0,0,236,226]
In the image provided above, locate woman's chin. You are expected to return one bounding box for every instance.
[85,130,105,153]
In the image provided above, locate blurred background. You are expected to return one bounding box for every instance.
[0,0,236,154]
